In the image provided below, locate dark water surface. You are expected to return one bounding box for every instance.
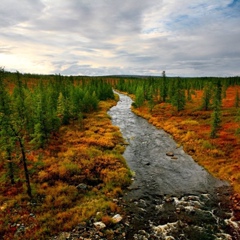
[108,92,239,240]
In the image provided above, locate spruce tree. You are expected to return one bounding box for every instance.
[171,78,186,111]
[161,71,167,102]
[134,86,144,107]
[10,74,32,197]
[201,83,212,111]
[210,80,222,138]
[0,68,16,185]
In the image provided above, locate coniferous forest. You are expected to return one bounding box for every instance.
[0,69,240,239]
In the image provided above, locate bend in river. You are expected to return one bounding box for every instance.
[108,91,240,240]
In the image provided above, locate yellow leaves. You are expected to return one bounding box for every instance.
[38,170,49,182]
[202,140,214,150]
[100,167,131,187]
[96,137,115,148]
[1,96,131,239]
[132,86,240,197]
[182,131,196,142]
[181,119,199,125]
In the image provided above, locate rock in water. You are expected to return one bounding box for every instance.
[166,152,174,157]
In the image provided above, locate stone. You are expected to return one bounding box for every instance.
[166,152,174,157]
[76,183,88,192]
[175,208,181,214]
[112,214,123,224]
[57,232,71,240]
[93,221,106,230]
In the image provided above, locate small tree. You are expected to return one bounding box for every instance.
[9,73,32,197]
[161,71,167,102]
[147,86,155,112]
[171,78,186,111]
[57,92,70,124]
[0,69,16,184]
[210,80,222,138]
[134,86,145,107]
[201,83,212,111]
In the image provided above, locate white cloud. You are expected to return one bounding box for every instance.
[0,0,239,76]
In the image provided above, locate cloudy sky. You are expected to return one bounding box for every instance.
[0,0,240,77]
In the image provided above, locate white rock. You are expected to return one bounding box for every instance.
[112,214,123,223]
[93,221,106,230]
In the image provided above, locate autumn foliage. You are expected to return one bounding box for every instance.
[128,83,240,219]
[0,72,131,239]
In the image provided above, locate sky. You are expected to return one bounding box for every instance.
[0,0,240,77]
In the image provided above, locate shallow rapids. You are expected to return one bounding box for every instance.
[108,92,240,240]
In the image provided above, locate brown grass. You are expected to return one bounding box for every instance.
[131,86,240,218]
[0,96,132,239]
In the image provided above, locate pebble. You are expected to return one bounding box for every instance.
[166,152,174,157]
[93,221,106,230]
[112,214,123,224]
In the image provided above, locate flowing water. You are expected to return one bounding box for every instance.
[108,92,240,240]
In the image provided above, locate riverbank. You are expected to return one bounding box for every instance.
[129,86,240,221]
[0,96,132,239]
[108,91,239,239]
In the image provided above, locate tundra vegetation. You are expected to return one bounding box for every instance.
[0,69,240,239]
[114,74,240,217]
[0,69,131,239]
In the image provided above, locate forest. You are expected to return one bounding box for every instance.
[0,69,240,239]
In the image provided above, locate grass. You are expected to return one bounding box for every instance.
[0,96,132,239]
[131,86,240,218]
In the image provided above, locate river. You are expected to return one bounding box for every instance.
[108,91,239,240]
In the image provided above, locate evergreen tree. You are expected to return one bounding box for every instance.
[9,74,32,197]
[30,91,48,148]
[210,80,222,138]
[171,78,186,111]
[134,86,145,107]
[201,83,212,111]
[82,90,98,112]
[147,86,155,111]
[187,85,192,102]
[57,92,69,124]
[161,71,167,102]
[0,68,16,184]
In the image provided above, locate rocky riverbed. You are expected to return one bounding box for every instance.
[107,92,239,239]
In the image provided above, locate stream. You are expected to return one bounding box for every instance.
[108,92,240,240]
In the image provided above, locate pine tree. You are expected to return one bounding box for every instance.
[134,86,145,107]
[161,71,167,102]
[201,83,212,111]
[147,86,155,112]
[0,68,16,184]
[210,80,222,138]
[9,73,32,197]
[171,78,186,111]
[57,92,69,124]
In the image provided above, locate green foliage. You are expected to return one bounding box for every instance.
[161,71,167,102]
[82,91,99,112]
[0,71,115,198]
[201,83,213,110]
[170,78,186,111]
[134,86,145,107]
[0,68,17,185]
[210,80,222,138]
